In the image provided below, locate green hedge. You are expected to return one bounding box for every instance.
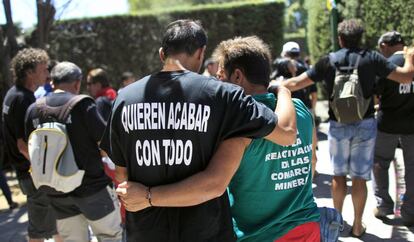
[48,1,284,88]
[362,0,414,48]
[305,0,331,63]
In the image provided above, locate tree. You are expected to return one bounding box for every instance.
[0,0,19,95]
[0,0,71,98]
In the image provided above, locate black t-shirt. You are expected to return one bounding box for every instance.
[103,70,277,242]
[25,92,111,197]
[2,85,35,179]
[95,96,112,121]
[307,48,396,121]
[376,52,414,134]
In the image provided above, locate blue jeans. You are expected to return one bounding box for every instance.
[328,118,377,180]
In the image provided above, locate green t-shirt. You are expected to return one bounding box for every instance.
[228,93,320,242]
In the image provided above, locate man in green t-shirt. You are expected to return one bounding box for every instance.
[213,36,320,241]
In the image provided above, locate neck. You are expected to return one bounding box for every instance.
[22,80,38,92]
[161,57,187,72]
[243,83,268,96]
[54,83,77,94]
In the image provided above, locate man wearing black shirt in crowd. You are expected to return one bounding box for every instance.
[2,48,61,242]
[25,62,123,242]
[373,31,414,226]
[281,19,414,237]
[103,19,297,242]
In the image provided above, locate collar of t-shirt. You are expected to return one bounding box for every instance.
[16,84,34,95]
[96,87,117,101]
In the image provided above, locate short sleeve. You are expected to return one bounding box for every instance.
[15,97,33,140]
[79,99,106,142]
[24,104,36,140]
[372,51,397,78]
[219,85,277,140]
[306,56,331,83]
[100,100,126,167]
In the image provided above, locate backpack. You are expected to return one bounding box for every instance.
[329,52,371,123]
[28,95,92,194]
[319,206,344,242]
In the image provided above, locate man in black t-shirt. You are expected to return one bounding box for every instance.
[2,48,60,241]
[373,31,414,225]
[25,62,123,242]
[103,19,296,242]
[281,19,414,237]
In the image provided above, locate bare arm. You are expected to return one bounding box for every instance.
[387,46,414,83]
[117,137,250,211]
[310,91,318,113]
[281,72,315,92]
[17,138,29,160]
[115,165,128,183]
[264,86,297,146]
[311,126,318,178]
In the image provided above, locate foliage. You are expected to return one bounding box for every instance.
[48,1,284,88]
[362,0,414,48]
[128,0,268,12]
[304,0,330,63]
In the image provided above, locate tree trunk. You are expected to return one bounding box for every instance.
[0,0,19,94]
[36,0,56,49]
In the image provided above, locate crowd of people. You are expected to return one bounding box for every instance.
[1,17,414,242]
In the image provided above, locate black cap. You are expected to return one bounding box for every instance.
[378,31,405,46]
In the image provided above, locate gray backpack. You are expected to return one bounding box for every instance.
[28,95,92,194]
[329,52,371,123]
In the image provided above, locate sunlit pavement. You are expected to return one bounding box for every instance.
[314,101,414,242]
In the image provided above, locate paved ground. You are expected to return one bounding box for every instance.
[0,101,413,241]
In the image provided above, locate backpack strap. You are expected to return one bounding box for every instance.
[352,55,361,74]
[36,95,94,122]
[58,95,94,121]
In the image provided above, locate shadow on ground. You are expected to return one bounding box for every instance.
[312,173,351,199]
[0,204,28,242]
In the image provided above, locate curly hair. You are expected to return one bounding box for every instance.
[212,36,272,87]
[11,48,49,86]
[337,19,364,49]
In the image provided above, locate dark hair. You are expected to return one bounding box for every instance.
[51,62,82,85]
[213,36,272,87]
[11,48,49,86]
[337,19,364,49]
[121,71,134,82]
[87,68,109,87]
[378,31,405,46]
[161,19,207,57]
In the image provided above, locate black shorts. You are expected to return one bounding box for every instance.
[19,177,58,239]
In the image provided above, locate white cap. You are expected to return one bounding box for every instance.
[281,41,300,56]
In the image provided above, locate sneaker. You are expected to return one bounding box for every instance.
[9,202,18,210]
[373,207,393,219]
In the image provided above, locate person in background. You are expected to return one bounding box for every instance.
[118,71,136,94]
[280,19,414,238]
[2,48,61,242]
[202,57,219,77]
[373,31,414,226]
[86,68,117,121]
[25,62,123,242]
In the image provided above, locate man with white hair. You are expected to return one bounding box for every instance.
[25,62,123,242]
